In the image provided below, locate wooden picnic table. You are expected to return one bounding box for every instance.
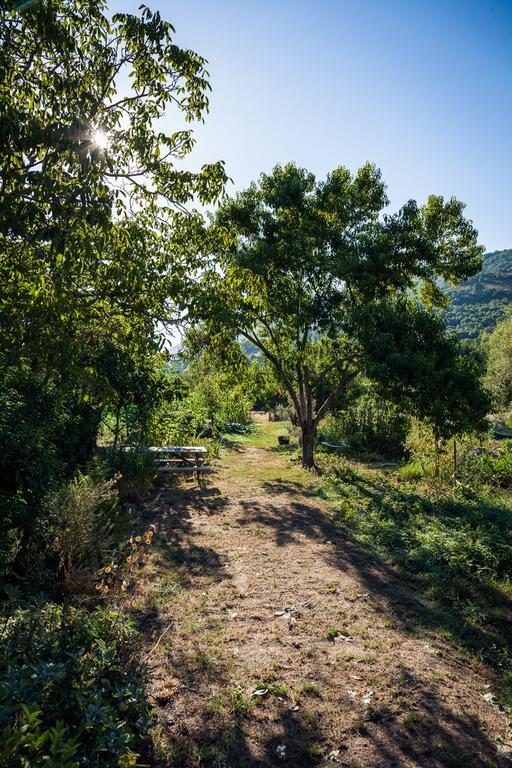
[148,445,209,482]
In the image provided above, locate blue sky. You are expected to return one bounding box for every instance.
[110,0,512,251]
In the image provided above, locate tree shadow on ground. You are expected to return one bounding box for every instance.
[146,484,230,574]
[241,476,512,686]
[347,664,509,768]
[217,437,247,453]
[133,484,231,635]
[147,643,328,768]
[145,601,507,767]
[137,475,510,767]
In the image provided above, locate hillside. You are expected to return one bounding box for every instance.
[445,248,512,339]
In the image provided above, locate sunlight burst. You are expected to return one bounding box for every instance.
[91,128,109,151]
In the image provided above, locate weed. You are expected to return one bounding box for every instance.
[398,461,424,482]
[299,681,322,698]
[403,712,421,731]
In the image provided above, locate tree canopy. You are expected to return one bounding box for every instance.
[0,0,226,401]
[192,162,489,467]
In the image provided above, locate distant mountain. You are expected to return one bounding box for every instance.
[444,249,512,340]
[240,339,261,360]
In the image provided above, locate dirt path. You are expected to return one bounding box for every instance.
[132,431,509,768]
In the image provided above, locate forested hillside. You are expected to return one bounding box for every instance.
[445,248,512,339]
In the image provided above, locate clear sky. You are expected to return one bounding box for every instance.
[109,0,512,251]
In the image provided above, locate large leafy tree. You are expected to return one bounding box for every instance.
[0,0,226,403]
[193,163,489,468]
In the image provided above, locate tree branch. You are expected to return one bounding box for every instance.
[240,330,302,418]
[315,367,359,423]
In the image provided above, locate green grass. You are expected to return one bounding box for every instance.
[229,418,292,448]
[317,457,512,705]
[221,418,312,487]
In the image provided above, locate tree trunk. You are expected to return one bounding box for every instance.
[301,421,317,470]
[113,401,121,450]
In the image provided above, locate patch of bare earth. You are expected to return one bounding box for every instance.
[129,441,510,768]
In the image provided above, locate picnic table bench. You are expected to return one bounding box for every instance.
[149,446,209,483]
[124,445,210,483]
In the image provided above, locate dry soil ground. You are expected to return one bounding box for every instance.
[128,417,510,768]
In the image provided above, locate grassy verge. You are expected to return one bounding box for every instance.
[315,456,512,708]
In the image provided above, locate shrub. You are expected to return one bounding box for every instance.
[398,461,423,482]
[405,419,452,480]
[459,440,512,488]
[405,418,512,488]
[99,448,157,504]
[145,403,207,445]
[0,367,100,581]
[0,603,149,768]
[39,473,124,585]
[323,386,409,458]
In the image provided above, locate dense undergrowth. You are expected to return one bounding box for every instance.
[0,604,148,768]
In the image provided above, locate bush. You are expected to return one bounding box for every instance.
[144,403,207,445]
[404,418,512,488]
[99,448,157,504]
[0,603,149,768]
[459,440,512,488]
[0,368,100,581]
[323,386,409,458]
[404,419,453,480]
[39,473,125,585]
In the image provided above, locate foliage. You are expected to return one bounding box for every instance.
[193,162,487,467]
[0,603,149,768]
[404,419,455,480]
[179,346,254,434]
[403,418,512,487]
[484,309,512,407]
[321,381,409,458]
[104,358,189,448]
[0,367,100,580]
[0,0,225,398]
[458,441,512,489]
[397,461,423,482]
[188,377,252,432]
[95,524,157,597]
[247,361,289,414]
[40,473,122,585]
[0,0,224,578]
[99,448,157,505]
